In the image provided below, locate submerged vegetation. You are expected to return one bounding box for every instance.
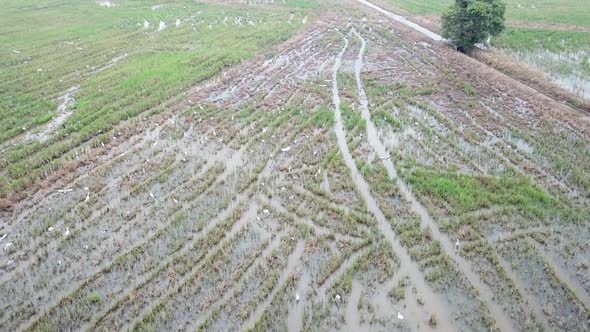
[1,0,589,331]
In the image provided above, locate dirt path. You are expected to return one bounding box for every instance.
[331,29,453,331]
[351,28,516,332]
[354,0,443,41]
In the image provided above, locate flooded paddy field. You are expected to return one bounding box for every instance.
[1,0,589,331]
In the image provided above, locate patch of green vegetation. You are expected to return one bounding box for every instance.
[308,107,334,127]
[85,292,101,305]
[463,82,476,96]
[341,102,365,131]
[493,28,590,52]
[373,110,403,129]
[384,0,590,27]
[361,162,373,177]
[583,55,590,73]
[388,284,405,301]
[0,0,314,197]
[405,167,563,218]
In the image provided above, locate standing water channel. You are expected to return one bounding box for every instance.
[331,28,453,331]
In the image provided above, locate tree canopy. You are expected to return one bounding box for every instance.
[442,0,506,52]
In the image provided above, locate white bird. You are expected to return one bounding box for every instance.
[263,209,270,215]
[295,293,300,302]
[48,227,54,232]
[65,227,70,237]
[397,312,405,320]
[335,294,341,302]
[4,242,13,251]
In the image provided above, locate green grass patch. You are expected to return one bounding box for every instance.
[384,0,590,27]
[405,167,562,218]
[373,109,403,129]
[308,107,334,127]
[341,102,365,131]
[0,0,314,197]
[493,28,590,52]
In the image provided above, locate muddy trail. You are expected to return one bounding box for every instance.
[331,29,454,330]
[2,1,589,331]
[349,27,515,332]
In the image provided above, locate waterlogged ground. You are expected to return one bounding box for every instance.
[1,0,590,331]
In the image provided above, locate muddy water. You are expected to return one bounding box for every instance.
[331,30,453,331]
[316,248,369,300]
[351,29,516,332]
[345,280,364,331]
[117,201,260,331]
[528,238,590,311]
[495,254,552,330]
[25,85,79,143]
[242,240,305,331]
[192,229,290,331]
[355,0,443,41]
[287,271,310,332]
[266,198,361,244]
[91,53,127,75]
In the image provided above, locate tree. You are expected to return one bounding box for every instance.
[442,0,506,52]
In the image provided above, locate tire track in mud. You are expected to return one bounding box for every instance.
[242,240,306,331]
[345,280,364,330]
[459,104,576,196]
[19,108,301,331]
[13,112,279,330]
[287,269,311,332]
[90,117,308,331]
[315,247,371,300]
[266,198,363,244]
[1,112,259,290]
[494,254,552,330]
[370,269,425,329]
[1,147,238,326]
[331,29,454,331]
[527,238,590,312]
[487,226,561,243]
[88,195,256,332]
[18,182,253,332]
[189,226,291,330]
[203,28,330,111]
[121,202,263,332]
[351,28,516,332]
